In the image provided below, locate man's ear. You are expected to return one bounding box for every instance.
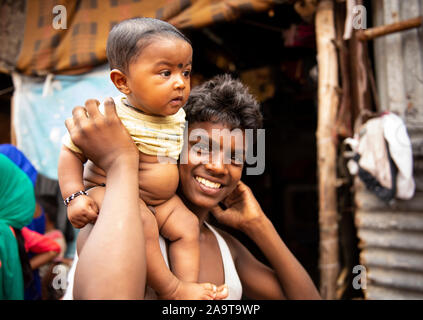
[110,69,130,95]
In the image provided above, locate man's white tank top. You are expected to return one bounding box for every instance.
[145,222,243,300]
[63,222,242,300]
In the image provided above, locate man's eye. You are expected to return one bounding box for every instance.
[192,144,209,153]
[228,151,244,164]
[232,156,244,165]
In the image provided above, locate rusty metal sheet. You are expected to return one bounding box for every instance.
[361,248,423,272]
[367,267,423,291]
[357,228,423,251]
[365,284,423,300]
[355,211,423,231]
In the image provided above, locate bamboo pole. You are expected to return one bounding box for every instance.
[315,0,340,300]
[10,92,17,146]
[357,16,422,42]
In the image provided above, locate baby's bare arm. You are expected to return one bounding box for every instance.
[58,146,99,228]
[58,145,87,199]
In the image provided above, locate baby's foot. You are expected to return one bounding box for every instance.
[214,284,229,300]
[159,281,219,300]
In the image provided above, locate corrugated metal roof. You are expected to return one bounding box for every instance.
[353,0,423,300]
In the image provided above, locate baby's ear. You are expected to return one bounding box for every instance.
[110,69,130,94]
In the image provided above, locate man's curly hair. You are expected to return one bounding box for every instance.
[184,74,263,130]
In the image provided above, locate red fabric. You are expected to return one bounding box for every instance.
[44,230,63,242]
[21,227,61,254]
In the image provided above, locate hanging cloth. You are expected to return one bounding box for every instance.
[345,112,415,202]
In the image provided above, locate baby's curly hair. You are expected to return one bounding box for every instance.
[184,74,263,130]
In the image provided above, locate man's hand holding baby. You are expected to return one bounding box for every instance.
[65,98,139,173]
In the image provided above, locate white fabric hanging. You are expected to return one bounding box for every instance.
[344,112,415,200]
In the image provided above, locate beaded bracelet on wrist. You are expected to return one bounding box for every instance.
[63,190,88,206]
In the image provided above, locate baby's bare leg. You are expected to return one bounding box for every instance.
[140,202,182,296]
[155,195,200,283]
[88,186,215,299]
[138,199,221,299]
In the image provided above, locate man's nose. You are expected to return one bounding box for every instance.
[204,151,228,175]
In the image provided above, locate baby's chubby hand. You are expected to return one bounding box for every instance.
[67,195,99,228]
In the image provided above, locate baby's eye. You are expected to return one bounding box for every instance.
[160,70,171,77]
[182,70,191,77]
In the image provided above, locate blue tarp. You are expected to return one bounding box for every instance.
[12,65,120,179]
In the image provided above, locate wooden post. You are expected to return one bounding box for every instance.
[10,93,17,146]
[315,0,340,300]
[357,16,422,42]
[335,1,353,138]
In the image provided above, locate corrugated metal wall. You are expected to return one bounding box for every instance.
[353,0,423,299]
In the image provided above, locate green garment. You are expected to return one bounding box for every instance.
[0,154,35,300]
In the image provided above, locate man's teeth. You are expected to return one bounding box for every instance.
[196,176,221,189]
